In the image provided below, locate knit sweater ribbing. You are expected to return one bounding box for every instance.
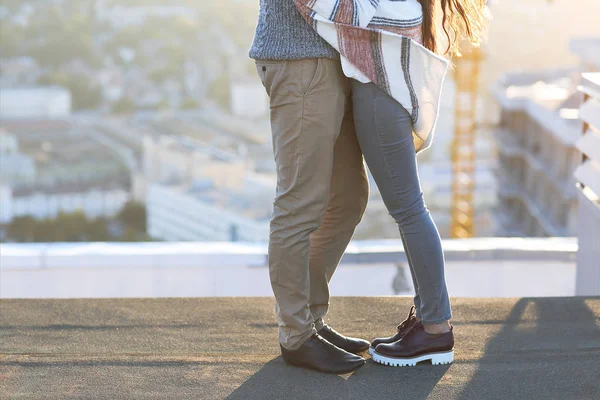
[249,0,339,61]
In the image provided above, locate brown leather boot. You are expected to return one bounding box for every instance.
[372,322,454,367]
[369,305,418,356]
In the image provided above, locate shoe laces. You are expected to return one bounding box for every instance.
[396,305,418,333]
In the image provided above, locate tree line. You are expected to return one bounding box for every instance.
[2,201,152,243]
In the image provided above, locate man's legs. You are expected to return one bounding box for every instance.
[309,89,369,330]
[257,58,354,350]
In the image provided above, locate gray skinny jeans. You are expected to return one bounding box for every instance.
[352,80,452,324]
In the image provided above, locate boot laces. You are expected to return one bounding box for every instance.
[396,305,418,333]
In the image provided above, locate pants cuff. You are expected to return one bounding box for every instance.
[279,326,317,351]
[420,314,452,325]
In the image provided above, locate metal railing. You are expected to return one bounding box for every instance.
[575,72,600,295]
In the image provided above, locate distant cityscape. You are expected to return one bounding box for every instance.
[0,0,598,242]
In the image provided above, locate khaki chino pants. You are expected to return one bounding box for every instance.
[256,58,369,350]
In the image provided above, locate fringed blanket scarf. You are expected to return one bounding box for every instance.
[294,0,449,152]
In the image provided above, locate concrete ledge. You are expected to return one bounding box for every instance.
[0,238,578,271]
[0,239,578,299]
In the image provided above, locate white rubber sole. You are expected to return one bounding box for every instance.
[368,347,375,356]
[371,349,454,367]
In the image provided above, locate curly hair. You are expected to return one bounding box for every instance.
[421,0,490,57]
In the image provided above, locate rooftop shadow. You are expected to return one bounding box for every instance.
[226,356,449,400]
[457,297,600,400]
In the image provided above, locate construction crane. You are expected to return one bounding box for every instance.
[449,1,556,238]
[450,44,483,238]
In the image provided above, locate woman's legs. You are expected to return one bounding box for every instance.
[400,232,422,319]
[351,81,451,331]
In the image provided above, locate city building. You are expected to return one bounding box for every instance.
[492,70,581,236]
[0,119,131,223]
[94,1,198,28]
[0,182,129,222]
[0,130,37,186]
[0,2,34,26]
[492,38,600,237]
[140,133,272,241]
[147,179,271,242]
[0,57,40,87]
[0,87,71,119]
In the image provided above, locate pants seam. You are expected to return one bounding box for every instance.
[400,231,420,307]
[272,63,310,346]
[281,93,308,345]
[276,64,306,233]
[371,84,401,220]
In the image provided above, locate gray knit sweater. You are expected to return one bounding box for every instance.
[249,0,339,60]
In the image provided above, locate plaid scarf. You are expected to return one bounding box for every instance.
[295,0,449,152]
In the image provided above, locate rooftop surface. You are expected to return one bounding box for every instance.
[1,297,599,399]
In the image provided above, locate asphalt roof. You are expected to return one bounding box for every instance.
[1,296,599,399]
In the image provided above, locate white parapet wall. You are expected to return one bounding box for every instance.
[575,72,600,295]
[0,238,577,299]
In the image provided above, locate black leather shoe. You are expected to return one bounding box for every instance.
[369,305,418,355]
[372,323,454,367]
[280,334,366,374]
[317,324,370,354]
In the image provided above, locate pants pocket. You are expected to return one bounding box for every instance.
[300,58,321,96]
[255,60,285,97]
